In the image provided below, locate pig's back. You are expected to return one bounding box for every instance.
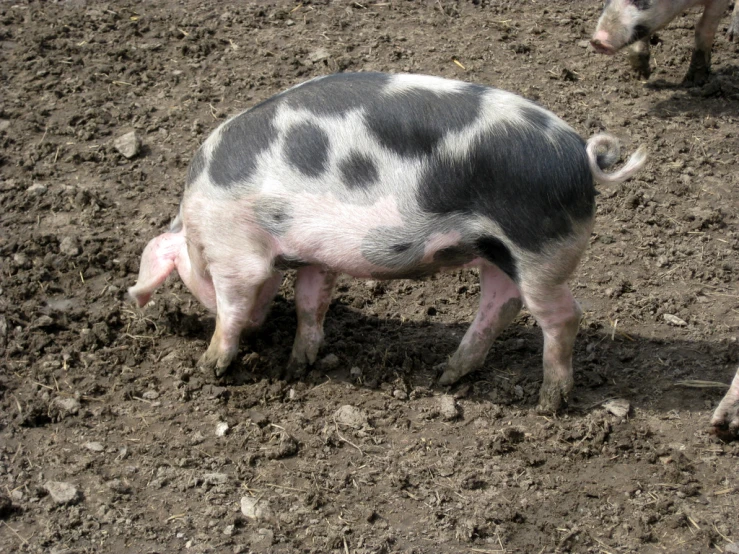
[184,73,596,279]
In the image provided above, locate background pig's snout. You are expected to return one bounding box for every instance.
[590,36,614,55]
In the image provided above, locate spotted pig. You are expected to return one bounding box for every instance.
[128,72,647,413]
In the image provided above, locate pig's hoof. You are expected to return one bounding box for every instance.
[437,362,466,386]
[536,381,573,414]
[627,55,651,80]
[710,405,739,441]
[197,350,234,378]
[283,358,308,381]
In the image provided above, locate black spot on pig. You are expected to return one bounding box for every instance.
[209,96,280,188]
[474,236,518,281]
[433,245,475,266]
[339,151,379,190]
[361,226,424,270]
[520,106,553,132]
[632,25,652,41]
[285,73,391,116]
[254,198,292,235]
[186,146,207,186]
[284,122,330,178]
[633,0,652,10]
[364,84,486,158]
[418,122,594,253]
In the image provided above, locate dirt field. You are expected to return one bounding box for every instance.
[1,1,738,553]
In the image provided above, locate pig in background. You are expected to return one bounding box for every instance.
[128,72,649,415]
[591,0,739,84]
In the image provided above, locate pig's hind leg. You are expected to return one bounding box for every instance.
[286,265,338,378]
[199,261,281,377]
[438,263,523,386]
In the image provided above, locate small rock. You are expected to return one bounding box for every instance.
[0,119,9,132]
[392,389,408,400]
[439,395,460,421]
[106,479,132,494]
[247,410,268,427]
[308,47,330,63]
[603,398,631,418]
[319,353,340,370]
[725,542,739,554]
[10,489,23,502]
[240,496,271,520]
[265,433,298,459]
[223,524,236,536]
[12,252,30,269]
[51,396,80,417]
[43,481,81,505]
[350,366,362,378]
[59,236,80,257]
[215,422,229,437]
[27,182,47,196]
[83,441,104,452]
[663,314,688,327]
[142,390,160,400]
[514,385,525,399]
[333,405,369,429]
[202,472,228,486]
[190,431,206,445]
[113,131,142,159]
[577,39,591,48]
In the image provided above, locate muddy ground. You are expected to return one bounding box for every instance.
[1,1,738,553]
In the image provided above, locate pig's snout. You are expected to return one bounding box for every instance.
[590,33,616,55]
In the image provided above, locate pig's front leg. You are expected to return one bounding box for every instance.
[711,366,739,440]
[438,263,522,386]
[522,283,582,413]
[685,0,729,84]
[728,1,739,41]
[627,38,651,79]
[286,265,338,378]
[199,266,281,377]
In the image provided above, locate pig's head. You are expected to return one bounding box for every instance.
[591,0,656,54]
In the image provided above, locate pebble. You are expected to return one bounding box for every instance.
[350,366,362,378]
[190,431,206,445]
[27,182,47,195]
[439,395,460,421]
[202,473,228,486]
[603,398,631,418]
[333,405,369,429]
[319,353,340,369]
[51,396,80,417]
[142,390,160,400]
[216,422,230,437]
[240,496,271,520]
[223,524,235,536]
[113,131,142,159]
[308,47,330,63]
[43,481,81,505]
[392,389,408,401]
[59,236,80,257]
[83,441,104,452]
[663,313,688,327]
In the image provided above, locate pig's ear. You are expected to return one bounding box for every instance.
[127,232,185,307]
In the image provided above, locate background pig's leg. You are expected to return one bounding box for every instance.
[728,1,739,41]
[711,366,739,439]
[521,283,582,413]
[438,263,522,386]
[626,38,651,79]
[286,265,338,377]
[198,262,275,376]
[685,0,729,84]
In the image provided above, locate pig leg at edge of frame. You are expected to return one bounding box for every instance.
[626,38,651,79]
[438,263,523,386]
[728,1,739,41]
[521,283,583,414]
[710,366,739,439]
[286,265,339,378]
[685,0,730,84]
[198,264,278,377]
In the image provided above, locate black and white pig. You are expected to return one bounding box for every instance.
[128,72,646,413]
[591,0,739,84]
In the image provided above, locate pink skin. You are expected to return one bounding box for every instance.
[711,366,739,439]
[438,263,523,386]
[521,283,582,413]
[421,230,463,264]
[128,230,216,312]
[287,265,339,375]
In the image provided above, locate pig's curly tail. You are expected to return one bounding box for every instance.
[587,133,647,185]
